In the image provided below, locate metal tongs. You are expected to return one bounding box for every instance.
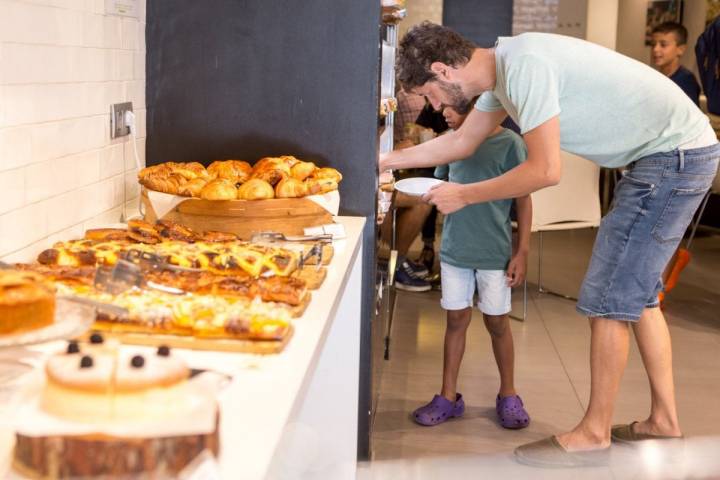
[95,257,185,296]
[299,243,324,271]
[122,249,203,274]
[250,231,333,244]
[0,260,131,318]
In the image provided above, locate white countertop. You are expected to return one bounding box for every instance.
[0,216,367,480]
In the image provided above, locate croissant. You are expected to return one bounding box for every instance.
[207,160,252,183]
[275,177,308,198]
[178,177,207,197]
[290,161,316,181]
[305,177,338,195]
[311,167,342,183]
[200,178,238,200]
[142,172,186,195]
[173,162,210,181]
[237,178,275,200]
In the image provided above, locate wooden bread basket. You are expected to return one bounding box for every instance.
[141,188,334,240]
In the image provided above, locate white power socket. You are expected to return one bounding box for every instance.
[110,102,133,139]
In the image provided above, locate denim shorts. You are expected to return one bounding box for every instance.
[440,262,511,315]
[577,144,720,321]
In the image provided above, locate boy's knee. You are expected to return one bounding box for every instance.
[446,309,471,331]
[484,314,508,338]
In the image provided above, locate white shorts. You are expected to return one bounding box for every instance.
[440,262,511,316]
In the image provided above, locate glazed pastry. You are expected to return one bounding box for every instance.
[177,178,207,197]
[200,179,238,200]
[290,161,316,181]
[155,220,200,243]
[201,231,239,243]
[128,219,162,244]
[311,167,343,183]
[207,160,252,183]
[84,228,129,241]
[173,162,209,181]
[275,177,308,198]
[305,177,338,195]
[237,178,275,200]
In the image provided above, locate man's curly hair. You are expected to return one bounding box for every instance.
[397,22,476,91]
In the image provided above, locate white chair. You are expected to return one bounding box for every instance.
[512,151,602,321]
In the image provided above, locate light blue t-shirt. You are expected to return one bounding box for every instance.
[475,33,711,167]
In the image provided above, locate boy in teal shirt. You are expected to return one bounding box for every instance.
[412,105,533,429]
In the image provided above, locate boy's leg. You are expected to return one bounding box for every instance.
[437,262,476,401]
[483,313,516,397]
[630,306,682,437]
[441,307,472,402]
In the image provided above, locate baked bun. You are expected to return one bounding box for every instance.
[155,220,199,242]
[237,179,275,200]
[290,161,316,181]
[207,160,252,183]
[200,179,238,200]
[311,167,342,183]
[275,177,308,198]
[305,177,338,195]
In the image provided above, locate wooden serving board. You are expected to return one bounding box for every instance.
[293,266,327,290]
[142,189,333,240]
[88,325,294,354]
[14,417,219,479]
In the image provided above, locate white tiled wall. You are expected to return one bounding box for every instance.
[0,0,146,263]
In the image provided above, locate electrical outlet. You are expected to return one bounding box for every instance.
[110,102,133,139]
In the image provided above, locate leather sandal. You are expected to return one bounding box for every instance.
[514,436,610,468]
[611,421,684,444]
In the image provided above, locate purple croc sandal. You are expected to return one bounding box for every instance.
[413,393,465,426]
[496,394,530,429]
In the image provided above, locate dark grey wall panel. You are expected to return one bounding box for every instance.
[147,0,380,459]
[443,0,513,47]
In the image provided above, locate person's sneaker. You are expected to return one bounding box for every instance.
[394,267,431,292]
[417,246,435,274]
[400,259,429,279]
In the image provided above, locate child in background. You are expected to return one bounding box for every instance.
[651,22,701,106]
[412,104,532,429]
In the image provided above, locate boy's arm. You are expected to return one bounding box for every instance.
[379,109,507,171]
[506,194,532,287]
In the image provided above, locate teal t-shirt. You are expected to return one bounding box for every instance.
[435,129,527,270]
[475,33,711,168]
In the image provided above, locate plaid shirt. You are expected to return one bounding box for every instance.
[394,89,426,141]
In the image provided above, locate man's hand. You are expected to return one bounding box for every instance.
[422,182,468,214]
[379,151,395,173]
[506,251,528,287]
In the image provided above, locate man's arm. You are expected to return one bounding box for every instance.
[506,194,532,287]
[423,116,561,213]
[379,108,506,171]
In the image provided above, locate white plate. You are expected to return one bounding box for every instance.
[0,297,95,349]
[394,178,445,197]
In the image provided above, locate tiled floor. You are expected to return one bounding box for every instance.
[362,229,720,480]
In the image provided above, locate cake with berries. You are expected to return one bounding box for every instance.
[14,334,219,479]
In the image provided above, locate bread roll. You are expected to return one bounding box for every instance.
[305,177,338,195]
[200,179,238,200]
[237,179,275,200]
[290,161,316,181]
[275,177,308,198]
[207,160,252,183]
[178,178,207,197]
[311,167,342,183]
